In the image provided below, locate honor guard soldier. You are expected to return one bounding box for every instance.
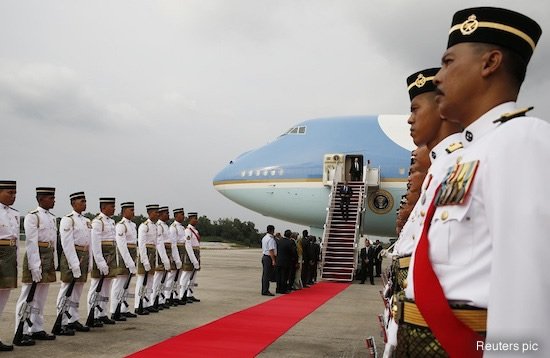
[55,191,92,335]
[405,8,547,357]
[87,197,117,326]
[181,212,201,303]
[152,206,172,309]
[135,204,159,314]
[15,187,58,345]
[167,208,184,305]
[0,181,19,351]
[110,201,138,321]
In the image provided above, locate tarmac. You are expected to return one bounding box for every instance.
[0,248,388,357]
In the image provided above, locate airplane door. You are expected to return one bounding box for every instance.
[322,153,345,186]
[345,154,364,182]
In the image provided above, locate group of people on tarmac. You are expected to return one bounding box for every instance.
[377,6,548,358]
[260,227,320,296]
[0,184,201,352]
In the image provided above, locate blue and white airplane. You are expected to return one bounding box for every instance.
[212,115,414,237]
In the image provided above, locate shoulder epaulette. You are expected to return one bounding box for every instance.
[67,213,74,217]
[31,210,40,228]
[8,206,18,212]
[30,209,39,214]
[93,215,105,231]
[493,106,534,124]
[65,214,75,228]
[445,142,463,154]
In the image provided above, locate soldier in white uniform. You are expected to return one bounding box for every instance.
[152,206,172,309]
[0,180,22,350]
[134,204,159,314]
[406,7,547,357]
[110,201,138,321]
[14,187,58,345]
[167,208,184,305]
[56,191,92,335]
[86,197,117,326]
[181,212,201,303]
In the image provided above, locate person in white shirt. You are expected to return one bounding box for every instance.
[168,208,184,305]
[261,225,277,296]
[152,206,172,309]
[181,212,201,303]
[134,204,159,314]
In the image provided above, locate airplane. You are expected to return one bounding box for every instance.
[212,115,414,238]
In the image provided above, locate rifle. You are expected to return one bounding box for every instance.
[365,336,378,358]
[112,273,134,320]
[51,278,77,334]
[182,269,196,302]
[136,270,150,314]
[85,274,105,327]
[167,269,181,306]
[13,281,38,345]
[152,269,168,309]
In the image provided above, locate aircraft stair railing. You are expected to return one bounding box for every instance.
[320,183,338,272]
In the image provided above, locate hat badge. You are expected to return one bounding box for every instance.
[415,74,426,88]
[460,14,479,35]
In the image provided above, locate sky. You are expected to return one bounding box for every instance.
[1,0,549,234]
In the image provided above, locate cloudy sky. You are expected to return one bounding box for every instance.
[1,1,548,233]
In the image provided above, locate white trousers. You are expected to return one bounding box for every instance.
[134,273,153,309]
[179,270,198,298]
[86,277,112,318]
[56,282,85,325]
[152,271,170,305]
[0,289,11,340]
[165,270,178,300]
[14,283,49,334]
[110,275,133,313]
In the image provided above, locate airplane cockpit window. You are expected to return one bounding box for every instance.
[281,126,307,136]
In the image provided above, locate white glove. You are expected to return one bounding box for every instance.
[176,261,182,270]
[144,263,151,272]
[98,263,109,275]
[72,266,82,279]
[129,265,137,275]
[193,262,200,270]
[31,268,42,282]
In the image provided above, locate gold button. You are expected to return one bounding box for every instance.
[402,279,408,289]
[420,210,426,217]
[441,211,449,220]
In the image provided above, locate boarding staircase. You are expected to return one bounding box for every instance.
[320,181,366,282]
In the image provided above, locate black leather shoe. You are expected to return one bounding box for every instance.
[261,292,275,296]
[99,316,116,325]
[68,321,90,332]
[13,335,35,347]
[124,312,138,318]
[31,331,56,340]
[186,298,194,304]
[135,309,149,316]
[189,297,200,302]
[111,314,126,322]
[162,303,171,309]
[91,319,104,328]
[56,326,75,336]
[0,341,14,351]
[147,306,159,313]
[177,299,187,305]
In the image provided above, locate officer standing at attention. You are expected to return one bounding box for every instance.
[166,208,183,305]
[56,191,92,335]
[134,204,159,314]
[182,212,201,303]
[0,181,22,350]
[15,187,58,345]
[110,201,138,320]
[153,206,172,309]
[87,197,117,326]
[406,7,547,357]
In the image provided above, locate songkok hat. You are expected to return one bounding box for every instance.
[406,68,440,101]
[447,7,542,63]
[99,197,116,204]
[146,204,159,211]
[187,212,198,218]
[69,192,86,200]
[0,180,16,190]
[158,206,169,213]
[173,208,184,215]
[121,202,134,209]
[36,187,55,196]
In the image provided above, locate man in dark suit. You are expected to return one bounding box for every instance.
[275,230,293,294]
[359,239,375,285]
[373,240,383,277]
[349,157,362,181]
[339,182,353,221]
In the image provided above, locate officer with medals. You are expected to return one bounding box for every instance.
[167,208,184,305]
[87,197,117,326]
[56,191,92,335]
[181,212,201,303]
[152,206,172,309]
[134,204,159,314]
[0,181,21,350]
[407,8,547,357]
[15,187,58,345]
[110,201,138,321]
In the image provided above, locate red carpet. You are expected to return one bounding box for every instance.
[127,282,350,358]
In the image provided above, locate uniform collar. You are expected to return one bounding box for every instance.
[429,133,463,163]
[99,212,110,219]
[461,102,516,148]
[157,219,165,225]
[38,206,50,214]
[72,210,82,217]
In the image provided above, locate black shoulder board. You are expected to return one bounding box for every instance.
[493,106,534,124]
[67,213,74,217]
[30,209,38,214]
[9,206,18,212]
